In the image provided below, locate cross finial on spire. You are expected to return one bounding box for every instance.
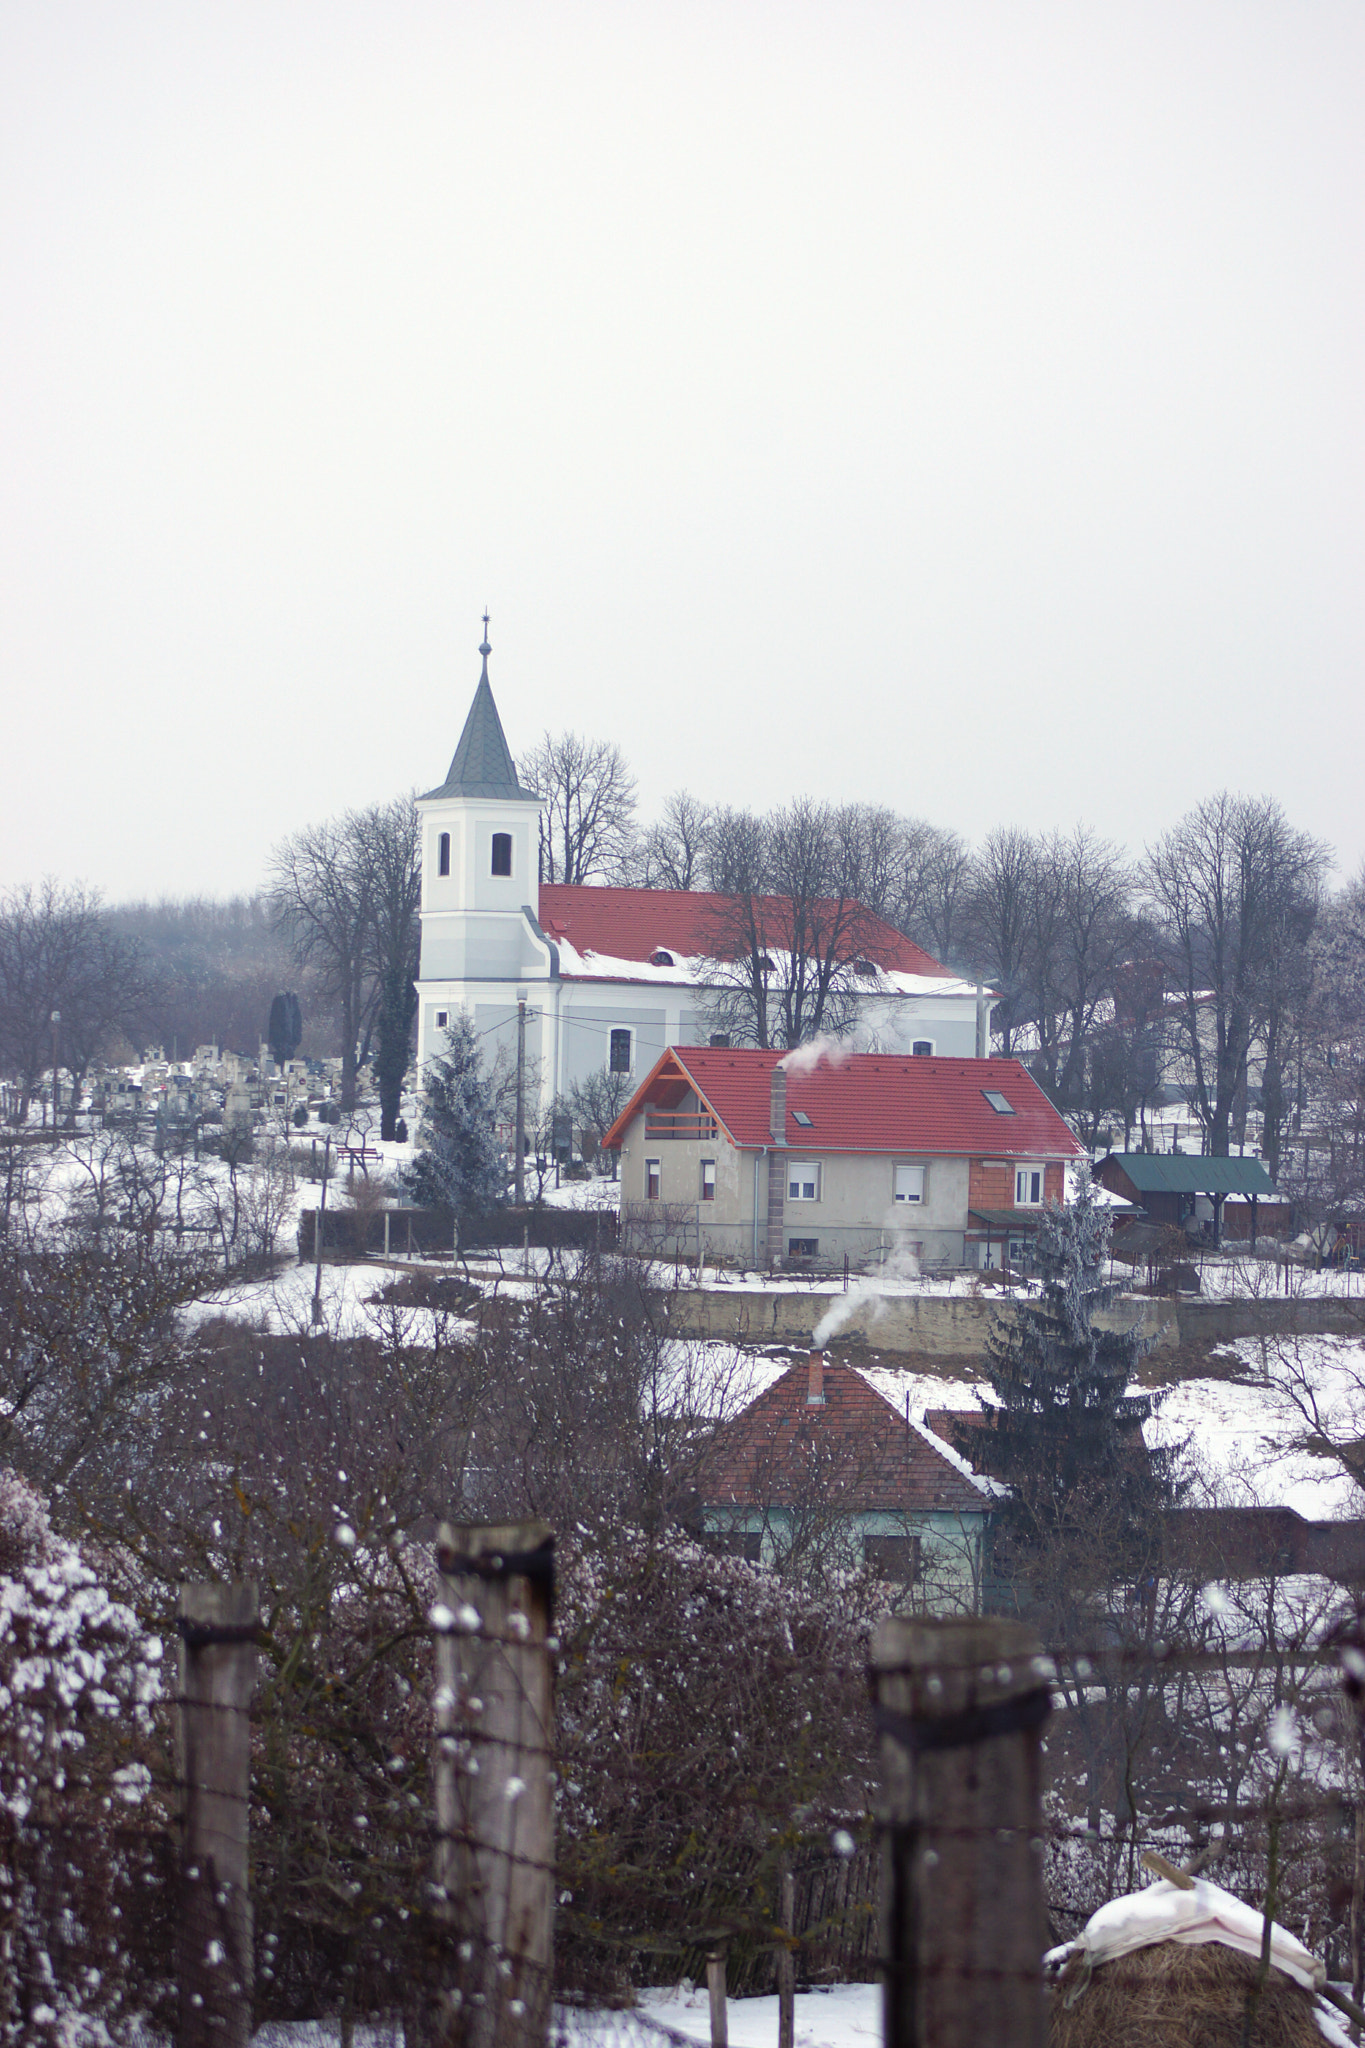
[478,611,491,681]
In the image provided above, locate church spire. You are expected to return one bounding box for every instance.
[419,618,540,803]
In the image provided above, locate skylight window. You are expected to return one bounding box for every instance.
[792,1110,813,1127]
[982,1089,1015,1114]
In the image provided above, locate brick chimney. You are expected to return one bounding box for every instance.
[807,1350,825,1405]
[769,1062,787,1146]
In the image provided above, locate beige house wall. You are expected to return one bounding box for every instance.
[619,1111,976,1266]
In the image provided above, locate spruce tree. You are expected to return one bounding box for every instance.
[981,1165,1175,1568]
[404,1011,505,1222]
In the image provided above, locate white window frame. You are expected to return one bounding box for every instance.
[893,1163,926,1204]
[700,1158,716,1203]
[609,1027,633,1076]
[787,1159,820,1202]
[435,1010,448,1029]
[1015,1163,1045,1207]
[910,1039,935,1057]
[645,1157,661,1201]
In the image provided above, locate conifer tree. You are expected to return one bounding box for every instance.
[981,1165,1175,1566]
[404,1011,505,1221]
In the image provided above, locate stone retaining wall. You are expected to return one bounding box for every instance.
[655,1286,1363,1361]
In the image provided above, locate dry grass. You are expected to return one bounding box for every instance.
[1050,1938,1328,2048]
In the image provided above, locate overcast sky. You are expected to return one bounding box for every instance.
[3,1,1362,904]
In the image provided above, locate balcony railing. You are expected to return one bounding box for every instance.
[644,1112,718,1140]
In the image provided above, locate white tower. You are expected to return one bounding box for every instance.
[414,622,554,1072]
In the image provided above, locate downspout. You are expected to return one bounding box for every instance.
[754,1150,766,1268]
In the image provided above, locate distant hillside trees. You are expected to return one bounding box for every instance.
[0,881,150,1123]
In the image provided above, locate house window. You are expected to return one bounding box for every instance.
[609,1028,632,1074]
[983,1089,1015,1114]
[438,832,450,877]
[646,1158,661,1201]
[894,1164,925,1204]
[436,1011,448,1029]
[491,832,512,876]
[1015,1165,1044,1206]
[650,949,674,967]
[710,1530,762,1562]
[700,1159,716,1202]
[864,1533,922,1584]
[911,1039,934,1057]
[788,1160,820,1201]
[788,1237,819,1260]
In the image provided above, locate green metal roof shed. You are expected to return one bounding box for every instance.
[1099,1154,1275,1196]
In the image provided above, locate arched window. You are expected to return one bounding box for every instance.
[650,948,674,967]
[437,832,450,877]
[491,833,512,877]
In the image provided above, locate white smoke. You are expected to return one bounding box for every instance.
[777,1033,852,1077]
[812,1230,921,1347]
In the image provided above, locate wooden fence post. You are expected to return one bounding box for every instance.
[776,1862,796,2048]
[706,1950,728,2048]
[871,1615,1050,2048]
[433,1520,554,2048]
[176,1580,259,2048]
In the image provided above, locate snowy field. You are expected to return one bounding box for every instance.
[251,1983,881,2047]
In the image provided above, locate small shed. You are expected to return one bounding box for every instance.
[1094,1153,1280,1249]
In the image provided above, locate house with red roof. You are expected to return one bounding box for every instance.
[413,635,984,1120]
[603,1043,1084,1268]
[695,1352,992,1605]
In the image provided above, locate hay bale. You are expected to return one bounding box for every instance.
[1050,1937,1329,2048]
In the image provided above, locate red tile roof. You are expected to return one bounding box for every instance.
[537,885,952,979]
[604,1046,1084,1160]
[702,1360,986,1515]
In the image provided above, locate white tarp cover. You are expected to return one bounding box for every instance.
[1045,1875,1325,1992]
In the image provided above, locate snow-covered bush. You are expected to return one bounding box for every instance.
[0,1467,166,2043]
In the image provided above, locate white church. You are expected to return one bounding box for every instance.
[414,631,983,1114]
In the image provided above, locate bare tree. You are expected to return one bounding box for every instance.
[1145,793,1329,1156]
[355,796,421,1141]
[1028,828,1140,1107]
[524,730,638,884]
[0,880,150,1123]
[961,827,1039,1054]
[269,817,375,1111]
[566,1066,633,1179]
[894,818,973,967]
[634,789,714,890]
[699,801,880,1050]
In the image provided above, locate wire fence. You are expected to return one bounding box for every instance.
[7,1539,1365,2047]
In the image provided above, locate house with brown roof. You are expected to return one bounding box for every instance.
[413,632,984,1121]
[603,1043,1084,1269]
[695,1352,992,1608]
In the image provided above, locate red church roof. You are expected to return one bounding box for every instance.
[536,885,952,980]
[604,1046,1083,1160]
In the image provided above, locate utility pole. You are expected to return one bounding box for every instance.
[514,988,527,1207]
[50,1009,60,1132]
[312,1131,331,1324]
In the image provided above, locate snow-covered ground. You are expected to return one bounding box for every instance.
[251,1983,881,2047]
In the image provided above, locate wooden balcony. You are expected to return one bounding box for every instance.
[644,1111,718,1140]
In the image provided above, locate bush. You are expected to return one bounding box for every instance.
[292,1102,309,1128]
